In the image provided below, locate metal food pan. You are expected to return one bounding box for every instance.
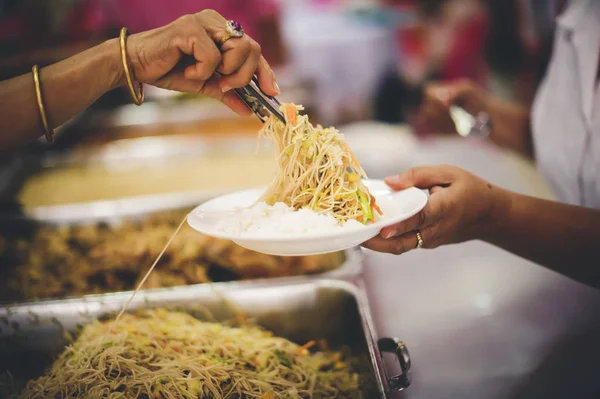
[0,191,362,304]
[0,279,411,397]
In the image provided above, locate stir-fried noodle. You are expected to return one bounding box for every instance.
[258,104,382,224]
[17,309,362,399]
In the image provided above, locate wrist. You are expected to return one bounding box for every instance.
[480,186,514,241]
[102,38,125,90]
[103,32,145,91]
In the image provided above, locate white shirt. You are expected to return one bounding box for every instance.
[531,0,600,208]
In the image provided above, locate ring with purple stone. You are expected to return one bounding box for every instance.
[219,20,244,47]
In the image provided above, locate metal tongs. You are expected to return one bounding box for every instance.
[448,105,492,138]
[233,76,285,123]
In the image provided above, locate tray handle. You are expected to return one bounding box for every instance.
[377,337,412,392]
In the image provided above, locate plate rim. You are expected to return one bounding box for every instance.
[186,180,428,242]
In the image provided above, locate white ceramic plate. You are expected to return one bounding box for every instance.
[187,179,428,256]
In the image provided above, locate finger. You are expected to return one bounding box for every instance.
[379,213,422,239]
[156,72,251,116]
[451,78,475,98]
[362,225,436,255]
[430,185,444,194]
[421,100,445,120]
[424,84,451,110]
[379,185,450,238]
[200,77,253,116]
[379,192,443,238]
[218,41,260,91]
[218,36,252,75]
[256,56,279,96]
[384,165,458,190]
[179,28,222,81]
[154,72,207,93]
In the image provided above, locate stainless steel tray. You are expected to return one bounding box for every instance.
[0,279,411,397]
[0,192,363,304]
[16,191,363,281]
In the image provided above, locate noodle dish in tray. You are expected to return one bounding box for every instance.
[188,104,427,256]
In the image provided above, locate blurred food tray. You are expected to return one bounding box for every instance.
[0,193,363,304]
[17,134,277,208]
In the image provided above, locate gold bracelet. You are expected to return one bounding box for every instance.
[119,27,144,106]
[31,65,54,144]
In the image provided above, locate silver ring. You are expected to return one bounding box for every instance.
[415,231,424,249]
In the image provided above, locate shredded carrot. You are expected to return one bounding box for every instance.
[285,103,297,125]
[370,195,383,215]
[350,151,362,169]
[297,340,316,355]
[356,215,363,222]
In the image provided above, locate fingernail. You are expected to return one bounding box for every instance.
[384,175,402,185]
[274,82,280,95]
[383,229,397,239]
[221,85,232,93]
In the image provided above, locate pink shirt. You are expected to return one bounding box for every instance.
[112,0,279,41]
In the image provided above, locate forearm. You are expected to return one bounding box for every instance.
[0,39,123,153]
[485,97,533,158]
[485,190,600,288]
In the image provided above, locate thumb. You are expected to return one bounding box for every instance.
[384,166,458,190]
[434,79,475,107]
[447,79,479,106]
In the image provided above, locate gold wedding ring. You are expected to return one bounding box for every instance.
[415,231,424,249]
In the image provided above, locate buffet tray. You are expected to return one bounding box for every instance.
[15,133,278,208]
[0,190,363,303]
[0,279,411,397]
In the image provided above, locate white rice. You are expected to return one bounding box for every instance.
[216,201,365,237]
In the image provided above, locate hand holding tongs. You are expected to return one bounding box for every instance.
[416,83,492,138]
[232,76,285,123]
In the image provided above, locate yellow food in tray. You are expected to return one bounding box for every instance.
[18,154,275,208]
[0,209,344,303]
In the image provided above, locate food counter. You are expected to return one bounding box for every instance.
[3,118,600,398]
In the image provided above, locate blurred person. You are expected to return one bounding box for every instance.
[374,0,490,124]
[420,0,589,205]
[0,10,278,156]
[374,0,537,124]
[363,0,600,290]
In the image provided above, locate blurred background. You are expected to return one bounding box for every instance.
[0,0,556,209]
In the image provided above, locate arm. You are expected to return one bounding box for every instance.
[0,10,278,155]
[485,191,600,288]
[422,80,534,157]
[484,95,533,157]
[363,166,600,290]
[0,40,122,153]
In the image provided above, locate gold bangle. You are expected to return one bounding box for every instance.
[31,65,54,144]
[119,27,144,106]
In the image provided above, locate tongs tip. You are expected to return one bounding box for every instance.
[233,77,285,124]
